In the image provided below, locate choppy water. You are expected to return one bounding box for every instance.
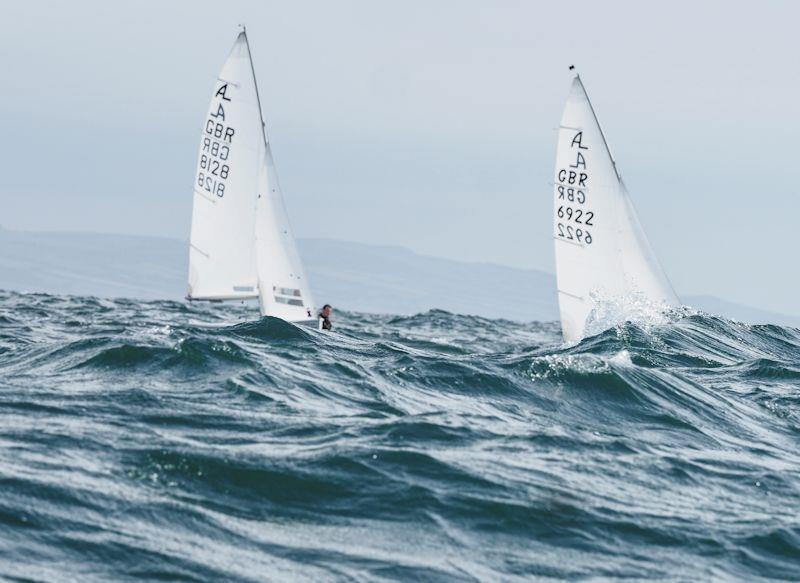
[0,290,798,581]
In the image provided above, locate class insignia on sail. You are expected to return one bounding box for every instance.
[552,74,679,342]
[187,29,317,325]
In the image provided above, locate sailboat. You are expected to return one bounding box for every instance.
[187,28,317,325]
[553,73,679,342]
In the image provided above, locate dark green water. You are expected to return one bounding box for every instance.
[0,290,798,580]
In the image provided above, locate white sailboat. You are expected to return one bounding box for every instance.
[187,28,317,325]
[553,73,679,342]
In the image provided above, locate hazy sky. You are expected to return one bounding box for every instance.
[2,1,799,314]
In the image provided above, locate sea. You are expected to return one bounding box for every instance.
[0,289,798,581]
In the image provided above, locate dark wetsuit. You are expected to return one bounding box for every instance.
[319,313,332,331]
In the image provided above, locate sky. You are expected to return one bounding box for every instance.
[2,1,799,314]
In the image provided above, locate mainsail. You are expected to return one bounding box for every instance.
[187,30,316,322]
[553,75,679,342]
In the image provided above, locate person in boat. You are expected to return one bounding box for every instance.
[318,304,333,331]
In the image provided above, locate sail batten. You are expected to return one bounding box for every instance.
[553,76,679,342]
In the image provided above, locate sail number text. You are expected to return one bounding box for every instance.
[555,131,595,245]
[556,223,592,244]
[557,205,593,225]
[196,82,236,198]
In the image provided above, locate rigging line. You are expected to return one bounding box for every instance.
[190,244,210,258]
[553,236,585,248]
[193,188,218,204]
[575,74,621,182]
[558,289,584,300]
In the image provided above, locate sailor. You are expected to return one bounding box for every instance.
[318,304,333,331]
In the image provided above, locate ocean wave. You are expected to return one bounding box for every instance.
[0,290,798,580]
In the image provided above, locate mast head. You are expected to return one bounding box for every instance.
[568,65,583,87]
[569,64,580,80]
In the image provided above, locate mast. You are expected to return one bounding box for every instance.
[240,26,287,202]
[573,70,621,182]
[240,25,271,309]
[240,26,270,150]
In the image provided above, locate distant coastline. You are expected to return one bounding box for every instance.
[1,228,798,326]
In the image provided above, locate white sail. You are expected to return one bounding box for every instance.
[188,32,262,300]
[553,76,679,342]
[255,143,316,322]
[188,30,317,323]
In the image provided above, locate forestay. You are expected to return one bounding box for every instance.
[553,76,679,342]
[188,32,261,300]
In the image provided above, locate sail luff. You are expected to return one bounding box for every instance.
[241,28,269,151]
[575,75,621,182]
